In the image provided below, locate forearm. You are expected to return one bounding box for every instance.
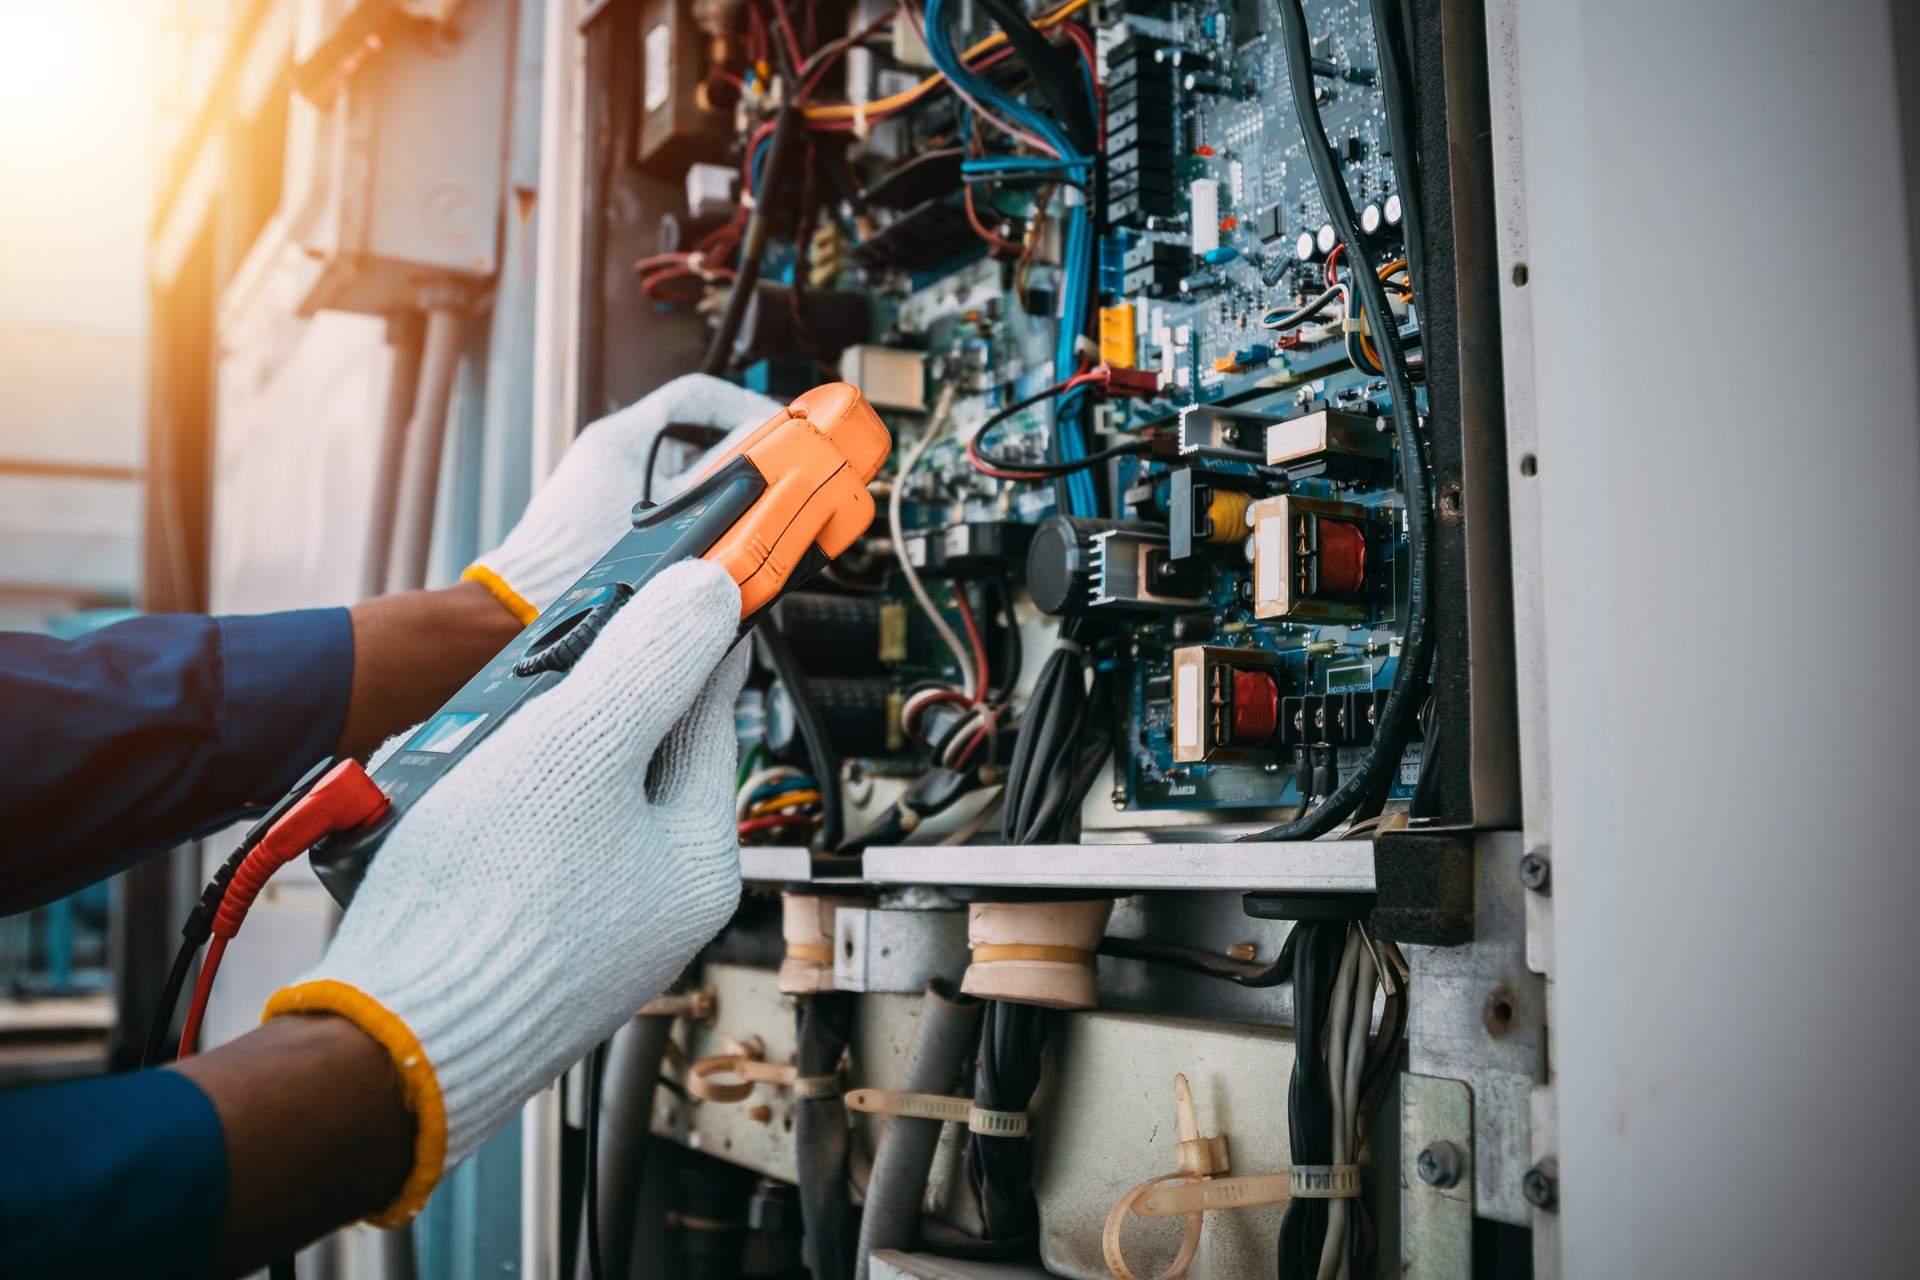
[172,1016,415,1278]
[337,580,523,761]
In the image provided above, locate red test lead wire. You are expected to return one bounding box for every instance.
[176,759,391,1057]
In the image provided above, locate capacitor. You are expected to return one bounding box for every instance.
[1183,71,1231,95]
[1295,230,1319,262]
[1360,202,1383,235]
[1202,245,1240,265]
[1315,223,1338,255]
[1025,516,1177,617]
[1384,193,1404,226]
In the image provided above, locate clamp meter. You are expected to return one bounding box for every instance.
[310,382,891,905]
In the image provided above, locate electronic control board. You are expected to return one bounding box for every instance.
[656,0,1436,845]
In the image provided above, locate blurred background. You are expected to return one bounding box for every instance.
[0,0,161,1072]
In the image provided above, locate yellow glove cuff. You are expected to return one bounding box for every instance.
[263,980,448,1227]
[461,563,539,626]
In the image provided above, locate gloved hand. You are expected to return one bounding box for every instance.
[265,561,749,1224]
[465,374,781,622]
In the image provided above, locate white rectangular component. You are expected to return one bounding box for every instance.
[1190,179,1220,254]
[839,345,927,411]
[684,163,738,220]
[1174,659,1201,753]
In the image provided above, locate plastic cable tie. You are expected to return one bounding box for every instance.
[970,943,1092,965]
[786,943,834,964]
[843,1087,1029,1136]
[1132,1172,1293,1218]
[1287,1164,1362,1198]
[687,1051,797,1103]
[1174,1135,1230,1178]
[792,1073,841,1100]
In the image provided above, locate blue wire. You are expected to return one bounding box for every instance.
[928,0,1099,515]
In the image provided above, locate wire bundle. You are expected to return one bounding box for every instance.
[1242,0,1436,841]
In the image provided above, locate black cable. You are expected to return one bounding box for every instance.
[1241,0,1434,843]
[969,0,1097,155]
[642,424,731,506]
[968,1000,1050,1245]
[976,437,1152,479]
[1096,928,1298,988]
[142,757,336,1069]
[985,576,1023,704]
[268,1258,297,1280]
[701,104,804,376]
[794,994,857,1280]
[584,1041,609,1280]
[141,943,197,1070]
[756,623,843,850]
[1276,921,1347,1280]
[1262,284,1344,332]
[1369,0,1426,319]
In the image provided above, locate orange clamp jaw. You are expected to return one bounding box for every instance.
[697,382,892,617]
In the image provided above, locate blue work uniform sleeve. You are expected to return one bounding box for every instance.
[0,1069,226,1279]
[0,609,354,915]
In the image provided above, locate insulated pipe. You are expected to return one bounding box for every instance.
[359,312,425,599]
[794,993,858,1280]
[574,1014,675,1280]
[384,303,468,593]
[854,979,982,1280]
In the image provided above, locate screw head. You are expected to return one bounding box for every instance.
[1416,1139,1462,1189]
[1518,853,1552,893]
[1522,1158,1559,1211]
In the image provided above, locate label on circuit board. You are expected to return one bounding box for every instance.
[1337,741,1423,791]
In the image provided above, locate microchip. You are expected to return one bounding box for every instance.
[1233,0,1263,44]
[1256,204,1287,244]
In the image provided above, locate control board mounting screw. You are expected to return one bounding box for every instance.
[1416,1140,1462,1189]
[1518,853,1552,893]
[1522,1159,1559,1211]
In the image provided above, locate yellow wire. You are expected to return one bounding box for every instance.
[748,791,823,818]
[803,0,1093,122]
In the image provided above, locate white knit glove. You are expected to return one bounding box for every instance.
[464,375,781,621]
[266,561,749,1224]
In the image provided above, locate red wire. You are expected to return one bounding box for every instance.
[737,814,818,837]
[766,0,806,67]
[964,369,1107,481]
[952,721,990,770]
[1055,20,1103,147]
[964,182,1022,255]
[177,935,227,1058]
[953,586,990,705]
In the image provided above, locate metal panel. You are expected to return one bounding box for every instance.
[833,907,971,994]
[869,1251,1051,1280]
[863,841,1376,893]
[1400,1074,1472,1280]
[1404,833,1540,1226]
[1497,2,1920,1275]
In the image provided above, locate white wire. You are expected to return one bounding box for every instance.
[939,787,1004,845]
[889,385,976,699]
[1335,939,1376,1280]
[735,765,805,820]
[1317,927,1365,1280]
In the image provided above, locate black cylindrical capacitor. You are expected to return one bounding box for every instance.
[766,592,884,675]
[768,677,895,760]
